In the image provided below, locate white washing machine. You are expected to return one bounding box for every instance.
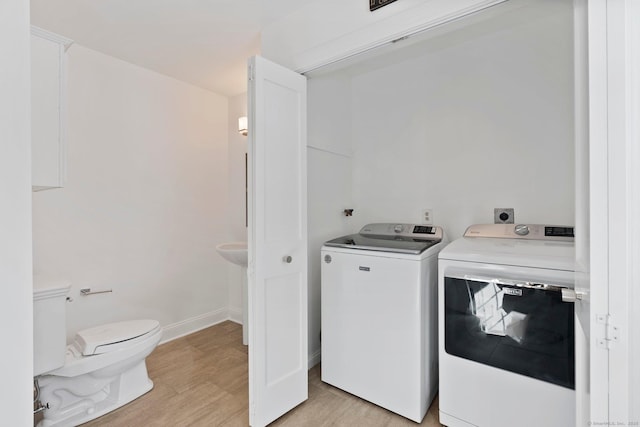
[438,224,576,427]
[321,223,447,423]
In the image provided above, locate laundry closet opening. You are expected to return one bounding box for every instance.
[304,0,576,377]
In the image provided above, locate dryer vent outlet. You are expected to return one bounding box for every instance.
[494,208,515,224]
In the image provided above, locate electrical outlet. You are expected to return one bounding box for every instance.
[421,209,433,225]
[494,208,515,224]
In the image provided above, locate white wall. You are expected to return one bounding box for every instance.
[226,93,248,321]
[0,0,34,423]
[307,75,354,365]
[305,0,574,366]
[349,4,575,239]
[32,44,231,342]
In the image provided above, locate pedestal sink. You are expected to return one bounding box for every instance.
[216,242,248,267]
[216,242,248,345]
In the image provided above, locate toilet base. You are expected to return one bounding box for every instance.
[37,360,154,427]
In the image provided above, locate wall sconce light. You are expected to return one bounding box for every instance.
[238,116,248,136]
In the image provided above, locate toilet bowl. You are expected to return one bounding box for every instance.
[34,283,162,427]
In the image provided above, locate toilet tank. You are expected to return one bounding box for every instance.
[33,281,70,376]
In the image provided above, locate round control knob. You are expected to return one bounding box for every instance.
[514,224,530,236]
[394,224,403,233]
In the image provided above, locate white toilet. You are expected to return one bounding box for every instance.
[34,282,162,427]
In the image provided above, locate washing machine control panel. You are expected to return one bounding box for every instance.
[464,224,574,241]
[412,225,436,234]
[360,223,443,241]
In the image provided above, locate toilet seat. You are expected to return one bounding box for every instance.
[74,319,160,355]
[48,320,162,378]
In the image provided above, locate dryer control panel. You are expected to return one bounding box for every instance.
[464,224,574,241]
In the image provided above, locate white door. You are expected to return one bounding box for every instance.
[247,55,308,427]
[573,0,599,424]
[576,1,640,425]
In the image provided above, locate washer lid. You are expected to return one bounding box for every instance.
[74,319,160,356]
[324,223,444,254]
[324,233,441,254]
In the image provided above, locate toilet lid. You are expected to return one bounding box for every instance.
[74,319,160,356]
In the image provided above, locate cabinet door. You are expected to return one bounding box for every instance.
[31,28,71,191]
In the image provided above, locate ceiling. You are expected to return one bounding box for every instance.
[308,0,568,79]
[30,0,316,97]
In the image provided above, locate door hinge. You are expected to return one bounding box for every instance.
[596,314,620,349]
[248,63,255,81]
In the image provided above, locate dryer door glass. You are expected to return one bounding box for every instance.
[444,276,575,389]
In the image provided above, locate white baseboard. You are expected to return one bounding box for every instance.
[228,307,243,325]
[308,348,321,369]
[159,308,229,344]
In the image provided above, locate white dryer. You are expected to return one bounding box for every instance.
[321,223,447,423]
[438,224,576,427]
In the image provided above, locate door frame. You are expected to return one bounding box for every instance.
[1,0,35,424]
[584,0,639,424]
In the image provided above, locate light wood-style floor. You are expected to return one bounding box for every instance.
[79,321,443,426]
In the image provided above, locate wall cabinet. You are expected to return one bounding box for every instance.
[31,27,72,191]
